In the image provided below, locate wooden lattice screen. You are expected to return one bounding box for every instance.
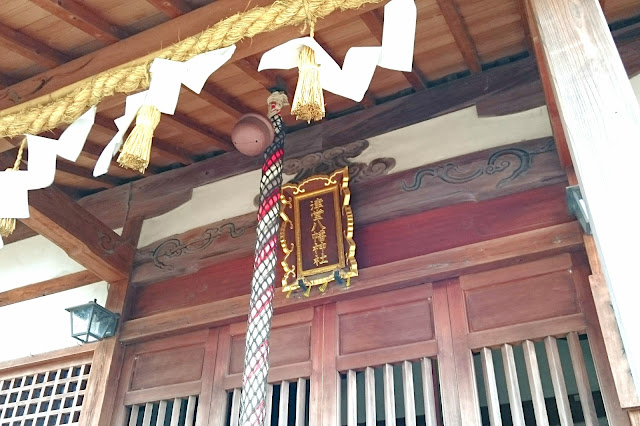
[0,362,91,426]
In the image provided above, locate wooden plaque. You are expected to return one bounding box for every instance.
[280,168,357,295]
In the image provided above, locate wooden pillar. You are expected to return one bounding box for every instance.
[78,217,143,426]
[528,0,640,402]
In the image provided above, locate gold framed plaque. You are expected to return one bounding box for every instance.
[280,167,357,295]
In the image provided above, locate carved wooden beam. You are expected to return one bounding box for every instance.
[20,186,135,282]
[120,221,584,343]
[28,0,128,43]
[0,22,70,68]
[0,270,100,307]
[130,137,566,286]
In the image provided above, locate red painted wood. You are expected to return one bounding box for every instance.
[131,184,570,318]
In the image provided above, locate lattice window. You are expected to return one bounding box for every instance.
[126,396,198,426]
[226,378,310,426]
[338,357,442,426]
[0,363,91,426]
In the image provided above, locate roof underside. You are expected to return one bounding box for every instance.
[0,0,638,223]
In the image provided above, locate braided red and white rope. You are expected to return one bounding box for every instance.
[239,92,288,426]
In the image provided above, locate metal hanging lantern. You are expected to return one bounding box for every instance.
[65,300,119,343]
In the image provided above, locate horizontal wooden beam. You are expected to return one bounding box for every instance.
[0,0,383,114]
[119,221,583,343]
[28,0,127,44]
[0,270,101,307]
[21,185,135,282]
[0,22,69,68]
[0,342,96,378]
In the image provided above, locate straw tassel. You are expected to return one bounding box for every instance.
[117,104,161,174]
[1,139,26,238]
[291,45,325,122]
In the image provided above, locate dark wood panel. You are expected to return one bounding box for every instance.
[129,346,205,391]
[339,300,434,355]
[465,269,579,332]
[228,324,311,375]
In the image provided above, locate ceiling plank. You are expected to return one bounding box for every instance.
[162,113,235,151]
[0,270,100,307]
[0,0,384,113]
[0,22,70,68]
[433,0,482,73]
[144,0,191,18]
[28,0,128,44]
[21,185,134,282]
[359,10,428,88]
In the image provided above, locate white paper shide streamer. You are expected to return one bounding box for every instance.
[258,0,416,102]
[93,45,236,177]
[0,106,97,248]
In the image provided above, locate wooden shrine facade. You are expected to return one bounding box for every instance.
[2,0,640,424]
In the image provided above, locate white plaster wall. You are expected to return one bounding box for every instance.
[0,281,108,362]
[0,236,84,291]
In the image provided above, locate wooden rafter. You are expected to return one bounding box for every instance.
[433,0,482,73]
[359,10,428,89]
[28,0,128,44]
[0,270,100,307]
[234,57,294,97]
[163,113,235,151]
[0,0,385,114]
[144,0,191,18]
[197,83,258,119]
[0,22,69,68]
[20,185,134,282]
[0,72,17,90]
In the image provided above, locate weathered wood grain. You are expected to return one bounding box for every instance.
[530,0,640,397]
[120,221,584,343]
[21,186,134,283]
[0,269,100,307]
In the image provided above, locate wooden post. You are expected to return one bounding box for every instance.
[528,0,640,400]
[78,217,143,426]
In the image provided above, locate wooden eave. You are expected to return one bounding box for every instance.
[0,0,639,248]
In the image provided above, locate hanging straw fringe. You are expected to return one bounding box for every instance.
[291,45,325,122]
[1,139,27,237]
[0,0,383,139]
[117,105,161,173]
